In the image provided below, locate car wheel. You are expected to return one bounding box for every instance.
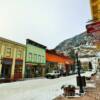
[46,76,48,78]
[51,76,54,79]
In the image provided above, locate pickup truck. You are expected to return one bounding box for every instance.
[45,70,61,79]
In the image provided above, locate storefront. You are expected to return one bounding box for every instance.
[1,58,12,79]
[25,39,46,78]
[25,64,45,78]
[46,50,73,74]
[25,64,33,78]
[0,37,26,81]
[46,62,58,73]
[34,64,43,77]
[14,59,23,80]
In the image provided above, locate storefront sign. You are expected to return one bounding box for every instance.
[15,59,23,65]
[3,60,12,65]
[26,63,33,67]
[16,61,23,65]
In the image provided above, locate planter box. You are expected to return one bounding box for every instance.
[62,85,75,96]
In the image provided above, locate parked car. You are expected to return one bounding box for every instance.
[73,69,85,74]
[80,70,85,73]
[73,70,77,74]
[45,70,60,79]
[68,70,73,75]
[62,70,67,76]
[81,70,96,80]
[60,69,67,76]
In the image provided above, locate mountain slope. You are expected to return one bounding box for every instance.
[55,31,94,55]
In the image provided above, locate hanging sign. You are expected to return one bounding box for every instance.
[86,21,100,33]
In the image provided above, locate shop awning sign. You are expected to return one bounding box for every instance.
[16,61,23,65]
[3,60,12,65]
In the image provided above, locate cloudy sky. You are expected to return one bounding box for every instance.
[0,0,91,49]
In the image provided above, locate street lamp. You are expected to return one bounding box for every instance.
[76,52,84,94]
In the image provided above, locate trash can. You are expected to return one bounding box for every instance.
[77,76,86,87]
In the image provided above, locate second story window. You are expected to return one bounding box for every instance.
[28,52,32,61]
[6,47,11,57]
[16,50,22,59]
[42,56,44,63]
[38,55,41,62]
[34,54,38,62]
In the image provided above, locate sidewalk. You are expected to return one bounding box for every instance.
[53,75,100,100]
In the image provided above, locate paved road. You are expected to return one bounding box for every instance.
[0,75,77,100]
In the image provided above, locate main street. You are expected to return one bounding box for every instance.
[0,75,77,100]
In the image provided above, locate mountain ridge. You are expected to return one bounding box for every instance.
[55,31,94,55]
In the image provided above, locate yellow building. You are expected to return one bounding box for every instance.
[0,37,26,81]
[94,41,100,51]
[90,0,100,21]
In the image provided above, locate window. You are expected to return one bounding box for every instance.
[28,53,32,61]
[6,48,11,57]
[34,54,37,62]
[40,55,42,63]
[16,50,22,58]
[15,66,22,73]
[42,56,44,63]
[38,55,41,62]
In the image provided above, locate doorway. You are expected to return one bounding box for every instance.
[1,64,11,79]
[34,65,42,77]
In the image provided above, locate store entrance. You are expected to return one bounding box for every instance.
[14,65,22,80]
[1,64,11,79]
[34,65,42,77]
[25,66,32,78]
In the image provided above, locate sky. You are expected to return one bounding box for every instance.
[0,0,91,49]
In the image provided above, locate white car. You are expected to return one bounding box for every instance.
[45,70,60,79]
[81,70,96,80]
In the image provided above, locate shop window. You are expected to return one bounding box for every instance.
[15,66,22,73]
[6,47,11,57]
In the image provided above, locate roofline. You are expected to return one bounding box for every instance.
[0,37,26,47]
[26,39,46,49]
[46,49,70,58]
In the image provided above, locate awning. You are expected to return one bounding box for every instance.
[65,61,70,64]
[65,60,74,65]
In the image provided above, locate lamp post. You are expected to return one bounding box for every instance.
[76,52,84,94]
